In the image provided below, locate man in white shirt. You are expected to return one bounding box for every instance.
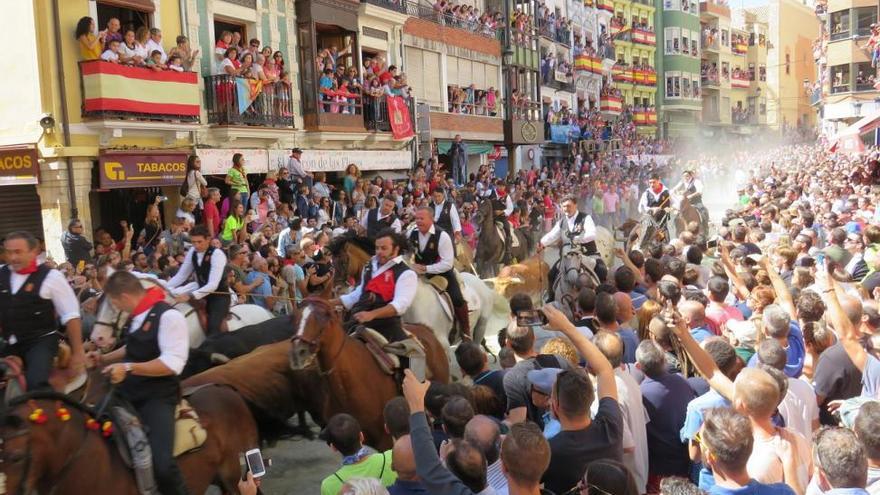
[93,270,189,495]
[539,194,604,295]
[0,231,85,390]
[409,207,470,340]
[144,28,167,63]
[430,189,462,242]
[166,225,229,337]
[755,339,819,440]
[287,148,312,187]
[362,197,402,238]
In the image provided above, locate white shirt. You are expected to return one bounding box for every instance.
[127,307,189,374]
[360,209,402,233]
[287,156,308,178]
[6,268,81,325]
[120,42,148,62]
[340,256,417,315]
[101,49,119,62]
[433,201,462,233]
[144,38,167,63]
[166,247,228,300]
[638,187,669,214]
[778,377,819,441]
[540,212,596,247]
[415,226,454,274]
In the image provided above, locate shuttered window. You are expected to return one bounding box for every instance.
[0,186,44,239]
[423,51,442,108]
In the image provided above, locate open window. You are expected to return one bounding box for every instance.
[96,0,153,33]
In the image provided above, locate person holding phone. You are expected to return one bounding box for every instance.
[91,270,189,495]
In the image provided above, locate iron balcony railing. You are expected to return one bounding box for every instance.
[204,75,294,127]
[362,0,501,39]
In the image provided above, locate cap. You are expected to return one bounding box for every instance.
[527,368,562,395]
[291,147,303,154]
[727,318,758,348]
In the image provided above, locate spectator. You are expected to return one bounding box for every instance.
[101,17,122,50]
[62,219,93,266]
[76,17,104,60]
[144,28,167,63]
[118,29,147,66]
[812,427,871,494]
[754,339,819,440]
[455,341,506,408]
[168,35,199,71]
[319,413,396,495]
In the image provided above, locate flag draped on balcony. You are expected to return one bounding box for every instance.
[235,77,264,114]
[386,95,415,140]
[80,61,199,118]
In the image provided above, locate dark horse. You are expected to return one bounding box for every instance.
[289,297,450,450]
[674,195,708,236]
[0,387,259,495]
[474,199,529,277]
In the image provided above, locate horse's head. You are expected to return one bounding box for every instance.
[289,298,342,371]
[328,234,374,285]
[475,199,493,227]
[0,411,33,495]
[90,294,124,352]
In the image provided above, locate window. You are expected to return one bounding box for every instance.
[682,77,691,98]
[759,65,766,81]
[721,29,729,46]
[691,38,698,56]
[673,77,680,97]
[855,62,875,90]
[692,76,700,98]
[682,32,690,55]
[855,7,877,36]
[721,61,730,80]
[831,64,850,93]
[830,10,851,40]
[665,27,681,54]
[666,74,675,97]
[96,1,152,34]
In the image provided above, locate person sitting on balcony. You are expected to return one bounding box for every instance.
[168,36,199,71]
[100,39,121,64]
[76,16,104,61]
[146,50,167,72]
[120,29,147,66]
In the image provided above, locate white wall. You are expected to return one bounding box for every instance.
[0,1,42,146]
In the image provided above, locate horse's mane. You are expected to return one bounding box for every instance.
[301,297,342,324]
[327,232,375,256]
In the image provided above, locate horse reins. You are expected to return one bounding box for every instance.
[292,314,347,377]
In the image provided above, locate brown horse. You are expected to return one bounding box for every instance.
[0,387,258,495]
[674,195,707,236]
[289,297,450,450]
[474,199,529,277]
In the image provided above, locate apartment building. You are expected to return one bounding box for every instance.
[611,0,659,135]
[656,0,702,137]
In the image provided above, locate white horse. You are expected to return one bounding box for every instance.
[90,275,274,350]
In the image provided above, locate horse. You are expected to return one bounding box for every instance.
[474,199,529,277]
[674,195,708,236]
[289,297,450,450]
[0,387,259,495]
[89,275,274,351]
[328,233,503,346]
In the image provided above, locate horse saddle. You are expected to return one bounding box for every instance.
[421,274,480,325]
[495,222,520,248]
[112,399,208,495]
[0,343,88,404]
[352,327,428,381]
[190,298,230,334]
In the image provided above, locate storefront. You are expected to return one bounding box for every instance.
[0,146,42,238]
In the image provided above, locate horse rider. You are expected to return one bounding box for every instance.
[332,229,426,378]
[638,172,672,229]
[0,231,85,391]
[430,188,462,244]
[538,195,604,298]
[361,196,402,239]
[166,225,230,337]
[488,179,515,262]
[92,270,189,495]
[672,168,709,230]
[409,207,471,341]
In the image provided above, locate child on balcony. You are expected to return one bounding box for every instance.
[167,54,184,72]
[100,39,121,64]
[146,50,167,71]
[278,71,292,117]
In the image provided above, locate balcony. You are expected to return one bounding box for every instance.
[447,86,503,117]
[537,18,572,45]
[701,72,720,87]
[632,28,656,46]
[612,64,635,84]
[632,108,658,126]
[702,33,720,52]
[79,60,200,122]
[574,54,606,75]
[700,0,731,18]
[366,0,501,38]
[633,68,658,87]
[731,74,750,88]
[731,109,753,125]
[204,76,294,128]
[545,69,575,92]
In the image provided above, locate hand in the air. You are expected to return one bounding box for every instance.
[402,369,431,413]
[540,304,569,332]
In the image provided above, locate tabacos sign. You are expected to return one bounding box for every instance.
[0,147,39,185]
[99,152,189,189]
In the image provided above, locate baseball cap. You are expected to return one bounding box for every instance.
[291,147,303,154]
[727,319,758,348]
[527,368,563,396]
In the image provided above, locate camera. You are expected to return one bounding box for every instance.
[39,113,55,131]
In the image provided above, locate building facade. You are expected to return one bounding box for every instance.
[611,0,659,135]
[656,0,702,138]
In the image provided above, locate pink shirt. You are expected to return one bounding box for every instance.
[603,191,620,212]
[705,302,744,334]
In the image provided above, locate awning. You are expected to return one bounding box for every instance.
[828,108,880,153]
[836,108,880,137]
[437,140,496,155]
[0,145,39,186]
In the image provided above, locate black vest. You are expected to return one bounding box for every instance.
[645,188,670,208]
[410,229,445,267]
[120,301,180,403]
[433,201,454,235]
[192,246,228,294]
[560,212,598,255]
[0,264,57,343]
[366,208,398,239]
[684,181,703,204]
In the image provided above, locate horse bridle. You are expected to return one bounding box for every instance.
[291,307,347,377]
[92,293,124,335]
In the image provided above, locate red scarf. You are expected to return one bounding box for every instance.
[16,258,39,275]
[651,183,663,194]
[130,287,166,318]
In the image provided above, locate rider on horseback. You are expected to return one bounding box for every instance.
[539,195,605,299]
[488,179,515,263]
[409,207,471,341]
[638,173,672,229]
[430,188,462,244]
[672,168,709,231]
[362,196,402,239]
[332,229,427,378]
[166,225,230,337]
[92,270,190,495]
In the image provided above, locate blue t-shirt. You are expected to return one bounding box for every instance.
[641,372,696,476]
[630,291,649,310]
[747,321,805,378]
[245,271,273,309]
[619,327,639,364]
[681,389,731,491]
[319,75,333,90]
[708,480,796,495]
[691,326,714,343]
[863,354,880,399]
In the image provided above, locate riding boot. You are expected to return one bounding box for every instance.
[454,304,472,341]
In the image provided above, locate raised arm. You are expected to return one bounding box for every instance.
[666,306,735,401]
[823,266,867,371]
[719,243,750,302]
[759,256,797,321]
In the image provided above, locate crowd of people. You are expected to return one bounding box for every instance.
[448,85,500,116]
[431,0,502,37]
[76,16,199,72]
[536,1,572,44]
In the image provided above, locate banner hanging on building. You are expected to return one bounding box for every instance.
[0,146,39,186]
[80,61,200,119]
[386,95,415,140]
[268,149,411,173]
[197,149,269,175]
[98,152,189,189]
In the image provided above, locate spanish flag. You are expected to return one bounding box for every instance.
[80,61,199,117]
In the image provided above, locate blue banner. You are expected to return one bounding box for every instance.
[550,124,580,144]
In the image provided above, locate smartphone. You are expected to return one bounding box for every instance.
[516,309,548,327]
[707,238,718,249]
[244,448,267,478]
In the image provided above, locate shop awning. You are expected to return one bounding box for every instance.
[837,108,880,137]
[828,108,880,153]
[437,140,496,155]
[0,145,39,186]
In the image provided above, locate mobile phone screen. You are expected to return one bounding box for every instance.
[246,450,266,477]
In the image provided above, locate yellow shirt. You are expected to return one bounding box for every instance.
[79,34,102,60]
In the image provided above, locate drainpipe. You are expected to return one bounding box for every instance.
[180,0,188,44]
[51,0,78,219]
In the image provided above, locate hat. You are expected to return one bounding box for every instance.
[727,318,758,348]
[291,147,303,154]
[527,368,562,395]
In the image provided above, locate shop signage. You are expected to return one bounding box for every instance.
[267,149,411,173]
[98,152,189,189]
[0,146,39,186]
[197,149,269,175]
